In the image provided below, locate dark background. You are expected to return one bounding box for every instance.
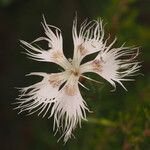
[0,0,150,149]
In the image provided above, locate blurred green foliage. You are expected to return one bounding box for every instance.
[0,0,149,150]
[0,0,14,6]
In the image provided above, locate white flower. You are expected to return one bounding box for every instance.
[14,16,140,143]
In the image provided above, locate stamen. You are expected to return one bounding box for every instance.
[81,75,102,84]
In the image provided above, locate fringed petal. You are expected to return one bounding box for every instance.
[72,17,105,65]
[80,40,141,90]
[20,16,71,70]
[50,82,90,143]
[14,72,67,117]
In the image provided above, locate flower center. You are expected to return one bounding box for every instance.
[70,68,81,77]
[71,69,80,76]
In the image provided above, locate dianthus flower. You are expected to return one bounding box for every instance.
[15,16,140,143]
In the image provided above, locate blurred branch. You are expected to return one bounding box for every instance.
[85,117,118,127]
